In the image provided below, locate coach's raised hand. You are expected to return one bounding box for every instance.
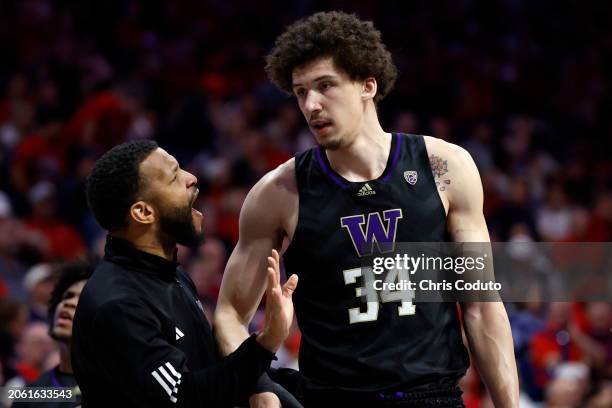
[256,249,298,353]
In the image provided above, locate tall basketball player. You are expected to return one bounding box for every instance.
[215,11,518,408]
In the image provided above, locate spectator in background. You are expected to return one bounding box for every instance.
[0,191,13,222]
[13,260,94,408]
[585,382,612,407]
[545,362,590,408]
[537,182,574,241]
[391,111,419,135]
[562,207,592,242]
[0,299,28,384]
[0,190,47,278]
[585,191,612,241]
[23,263,56,322]
[428,115,453,142]
[0,73,35,152]
[10,108,67,196]
[509,300,546,401]
[187,237,227,314]
[6,321,57,389]
[463,120,495,171]
[529,302,583,393]
[63,88,137,151]
[582,302,612,379]
[24,181,85,261]
[0,191,15,297]
[491,178,537,240]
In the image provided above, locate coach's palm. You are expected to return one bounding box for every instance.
[257,249,298,353]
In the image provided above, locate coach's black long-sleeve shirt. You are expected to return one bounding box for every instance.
[72,236,275,407]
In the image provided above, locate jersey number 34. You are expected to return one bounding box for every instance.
[343,267,416,324]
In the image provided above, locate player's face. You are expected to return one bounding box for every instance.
[139,148,204,246]
[51,280,86,342]
[292,58,365,150]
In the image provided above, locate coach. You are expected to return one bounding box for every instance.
[72,140,298,407]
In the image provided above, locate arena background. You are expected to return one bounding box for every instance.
[0,1,611,406]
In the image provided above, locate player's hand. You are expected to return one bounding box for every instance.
[256,249,298,353]
[249,392,281,408]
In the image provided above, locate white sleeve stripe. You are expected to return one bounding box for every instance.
[170,396,177,403]
[158,366,176,387]
[165,362,182,379]
[152,370,173,397]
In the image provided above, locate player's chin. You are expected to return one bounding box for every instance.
[51,327,71,342]
[320,137,343,150]
[313,132,338,149]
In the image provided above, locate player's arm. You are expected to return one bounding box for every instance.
[214,162,295,355]
[214,162,299,408]
[430,139,519,408]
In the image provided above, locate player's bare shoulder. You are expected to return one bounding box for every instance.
[241,158,298,238]
[423,136,482,210]
[247,158,296,204]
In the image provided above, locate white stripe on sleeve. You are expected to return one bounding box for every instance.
[152,370,172,397]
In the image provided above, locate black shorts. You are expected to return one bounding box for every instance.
[268,368,465,408]
[300,387,464,408]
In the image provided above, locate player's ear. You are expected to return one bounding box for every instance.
[361,77,377,101]
[129,200,156,225]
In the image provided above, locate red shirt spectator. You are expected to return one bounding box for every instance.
[12,126,67,193]
[63,90,134,150]
[530,303,583,389]
[24,182,85,261]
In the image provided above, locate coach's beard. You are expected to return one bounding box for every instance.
[159,202,204,247]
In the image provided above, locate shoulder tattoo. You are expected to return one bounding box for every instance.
[429,154,451,191]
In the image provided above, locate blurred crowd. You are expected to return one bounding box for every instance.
[0,0,611,406]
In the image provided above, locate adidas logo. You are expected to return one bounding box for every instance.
[175,327,184,341]
[357,183,376,197]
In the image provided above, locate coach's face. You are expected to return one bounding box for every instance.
[51,279,86,342]
[137,148,204,246]
[292,57,371,150]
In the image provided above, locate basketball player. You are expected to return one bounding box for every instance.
[215,11,518,407]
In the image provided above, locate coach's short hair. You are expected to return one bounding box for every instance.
[265,11,398,103]
[86,140,158,232]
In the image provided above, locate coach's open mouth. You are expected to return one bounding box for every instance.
[191,189,202,218]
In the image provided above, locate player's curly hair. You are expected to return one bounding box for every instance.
[86,140,158,232]
[265,11,397,103]
[48,259,96,337]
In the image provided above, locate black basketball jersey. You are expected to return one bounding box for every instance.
[283,133,469,394]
